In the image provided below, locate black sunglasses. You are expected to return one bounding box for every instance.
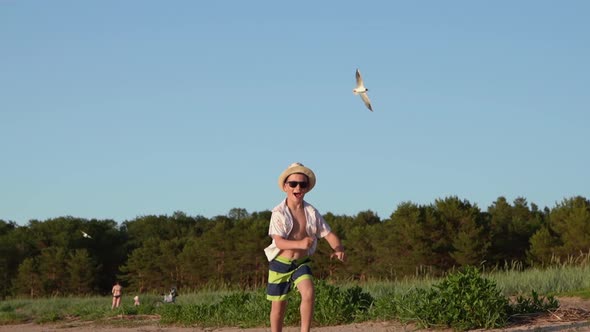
[286,181,309,189]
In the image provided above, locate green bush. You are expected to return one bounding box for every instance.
[313,280,374,325]
[427,267,509,330]
[374,266,510,330]
[510,290,558,315]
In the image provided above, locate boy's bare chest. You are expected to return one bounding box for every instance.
[288,211,308,240]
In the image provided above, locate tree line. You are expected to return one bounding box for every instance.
[1,195,589,299]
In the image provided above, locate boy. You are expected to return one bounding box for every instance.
[264,162,345,332]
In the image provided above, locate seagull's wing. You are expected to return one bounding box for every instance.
[360,93,373,111]
[355,69,365,89]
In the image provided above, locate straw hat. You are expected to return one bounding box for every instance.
[277,162,316,192]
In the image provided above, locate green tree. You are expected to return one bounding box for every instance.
[341,224,376,280]
[203,217,237,283]
[549,196,590,258]
[387,202,432,277]
[431,196,487,270]
[158,238,186,288]
[120,238,163,292]
[228,208,250,221]
[232,216,268,287]
[354,210,381,226]
[487,197,542,265]
[0,220,18,299]
[522,197,590,265]
[451,217,489,266]
[14,257,41,297]
[369,220,398,279]
[528,226,560,264]
[79,218,127,293]
[314,213,352,279]
[179,236,215,287]
[67,249,97,294]
[38,246,68,295]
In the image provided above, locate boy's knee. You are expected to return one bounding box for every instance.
[297,283,314,301]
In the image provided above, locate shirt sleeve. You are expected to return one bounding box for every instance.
[315,210,332,238]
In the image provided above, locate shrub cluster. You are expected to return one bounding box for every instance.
[372,266,560,331]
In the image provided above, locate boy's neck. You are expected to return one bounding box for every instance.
[286,198,304,211]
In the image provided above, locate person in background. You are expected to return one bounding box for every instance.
[111,281,122,309]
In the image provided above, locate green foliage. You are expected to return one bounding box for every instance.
[0,220,19,300]
[158,284,374,328]
[425,267,509,330]
[36,311,62,323]
[370,267,565,331]
[310,280,374,325]
[67,249,97,294]
[487,197,543,265]
[528,227,560,263]
[559,287,590,299]
[490,263,590,295]
[158,291,268,327]
[3,197,590,298]
[0,301,28,324]
[373,267,510,330]
[70,302,110,320]
[510,290,558,315]
[0,264,580,330]
[13,257,41,297]
[546,197,590,260]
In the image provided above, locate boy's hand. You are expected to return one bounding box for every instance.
[330,251,346,262]
[299,237,314,250]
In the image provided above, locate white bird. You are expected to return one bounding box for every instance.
[81,230,92,239]
[353,68,373,112]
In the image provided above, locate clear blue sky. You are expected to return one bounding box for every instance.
[2,1,589,225]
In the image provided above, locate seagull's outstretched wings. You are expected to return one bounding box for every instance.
[353,69,373,111]
[81,230,92,239]
[359,91,373,112]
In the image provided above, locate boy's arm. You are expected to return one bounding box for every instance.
[272,234,313,250]
[323,232,345,262]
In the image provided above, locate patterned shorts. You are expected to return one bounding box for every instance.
[266,256,312,301]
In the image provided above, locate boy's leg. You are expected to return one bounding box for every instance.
[270,300,287,332]
[296,278,314,332]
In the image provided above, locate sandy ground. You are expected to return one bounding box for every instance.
[2,297,590,332]
[2,320,590,332]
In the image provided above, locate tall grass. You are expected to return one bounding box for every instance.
[489,264,590,296]
[0,296,112,324]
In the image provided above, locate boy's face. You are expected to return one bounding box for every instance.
[284,173,309,202]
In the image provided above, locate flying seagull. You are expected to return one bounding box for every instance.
[353,68,373,111]
[81,230,93,239]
